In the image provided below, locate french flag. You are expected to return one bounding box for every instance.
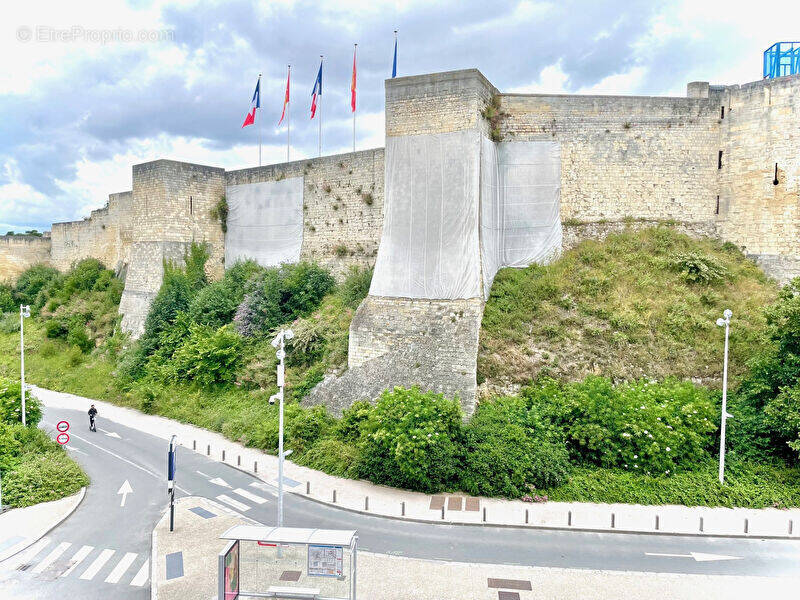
[241,77,260,128]
[310,60,322,119]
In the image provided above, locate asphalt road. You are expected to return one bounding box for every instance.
[1,406,799,599]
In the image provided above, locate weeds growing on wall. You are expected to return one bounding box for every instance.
[210,195,229,233]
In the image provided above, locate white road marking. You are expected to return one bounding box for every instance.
[216,494,250,512]
[130,559,149,586]
[249,481,278,496]
[31,542,71,574]
[117,480,133,507]
[66,446,89,455]
[232,488,268,504]
[80,548,115,580]
[105,552,138,584]
[645,552,743,562]
[196,470,211,478]
[99,429,121,439]
[6,538,50,569]
[209,477,231,488]
[61,545,94,577]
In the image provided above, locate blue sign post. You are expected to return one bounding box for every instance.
[167,435,177,532]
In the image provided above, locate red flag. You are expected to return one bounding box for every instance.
[350,46,357,112]
[278,67,290,125]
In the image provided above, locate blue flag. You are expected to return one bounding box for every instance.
[311,60,322,119]
[392,38,397,78]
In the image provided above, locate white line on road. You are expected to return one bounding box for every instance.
[249,481,278,496]
[80,548,115,580]
[196,470,211,478]
[61,545,94,577]
[6,538,50,570]
[105,552,138,584]
[217,494,250,512]
[645,552,743,562]
[99,428,121,438]
[232,488,268,504]
[118,480,133,507]
[32,541,71,574]
[209,477,231,488]
[130,559,149,586]
[66,446,89,455]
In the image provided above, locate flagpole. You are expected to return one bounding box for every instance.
[319,55,323,157]
[258,73,262,166]
[287,65,291,162]
[353,44,357,153]
[393,30,398,78]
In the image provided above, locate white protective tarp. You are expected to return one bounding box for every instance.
[224,177,304,268]
[369,129,483,299]
[480,140,561,296]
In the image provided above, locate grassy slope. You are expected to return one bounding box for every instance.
[479,227,778,393]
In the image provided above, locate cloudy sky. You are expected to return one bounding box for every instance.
[1,0,798,232]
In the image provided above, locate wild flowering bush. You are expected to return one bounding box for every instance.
[523,377,717,475]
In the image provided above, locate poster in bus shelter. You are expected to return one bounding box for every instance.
[224,540,239,600]
[308,544,344,577]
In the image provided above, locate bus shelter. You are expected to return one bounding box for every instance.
[219,525,358,600]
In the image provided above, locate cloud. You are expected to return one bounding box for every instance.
[1,0,797,231]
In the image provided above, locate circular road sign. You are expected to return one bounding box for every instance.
[56,433,70,445]
[56,420,70,433]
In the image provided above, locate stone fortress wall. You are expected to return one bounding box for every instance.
[1,66,797,414]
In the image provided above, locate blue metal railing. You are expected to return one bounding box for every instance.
[763,42,800,78]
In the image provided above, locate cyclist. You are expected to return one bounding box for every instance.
[88,404,98,432]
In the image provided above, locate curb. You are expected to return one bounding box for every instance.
[0,486,87,563]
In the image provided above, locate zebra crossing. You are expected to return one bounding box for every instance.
[1,536,149,587]
[198,472,276,514]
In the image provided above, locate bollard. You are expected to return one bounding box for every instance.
[441,506,445,520]
[193,440,196,451]
[482,507,486,523]
[238,455,241,466]
[699,517,704,532]
[333,489,337,503]
[611,513,615,529]
[222,450,226,462]
[401,501,405,516]
[655,515,660,531]
[254,461,258,473]
[525,509,529,524]
[306,481,310,495]
[568,511,572,526]
[365,496,369,511]
[744,518,749,534]
[207,444,211,456]
[790,520,794,535]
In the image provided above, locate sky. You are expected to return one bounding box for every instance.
[1,0,798,232]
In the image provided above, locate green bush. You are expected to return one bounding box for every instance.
[358,387,463,493]
[460,396,569,497]
[1,450,89,507]
[188,280,241,328]
[60,258,107,297]
[523,376,717,475]
[297,438,361,478]
[671,251,729,284]
[338,266,373,308]
[0,377,41,426]
[286,404,335,454]
[14,264,60,308]
[0,422,25,472]
[184,242,210,291]
[67,322,93,353]
[0,312,19,334]
[45,318,68,339]
[336,400,372,443]
[169,324,243,386]
[0,284,14,312]
[138,264,193,360]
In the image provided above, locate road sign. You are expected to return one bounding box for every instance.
[56,432,70,445]
[56,420,70,433]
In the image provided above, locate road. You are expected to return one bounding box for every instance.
[1,406,799,599]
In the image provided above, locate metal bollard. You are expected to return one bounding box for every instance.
[655,515,660,530]
[238,455,241,466]
[525,509,529,524]
[401,501,405,516]
[441,506,445,520]
[333,489,337,503]
[306,481,310,495]
[254,461,258,473]
[744,518,749,534]
[790,520,794,535]
[699,517,704,532]
[207,444,210,456]
[568,511,572,526]
[365,496,369,511]
[222,450,226,462]
[482,507,486,522]
[193,440,196,451]
[611,513,615,529]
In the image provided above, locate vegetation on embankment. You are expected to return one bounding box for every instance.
[0,228,798,509]
[0,378,89,508]
[479,227,778,392]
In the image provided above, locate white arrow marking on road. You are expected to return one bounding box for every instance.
[100,428,121,438]
[209,477,231,488]
[645,552,742,562]
[117,480,133,506]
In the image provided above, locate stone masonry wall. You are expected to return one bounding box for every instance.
[225,148,384,280]
[0,235,52,283]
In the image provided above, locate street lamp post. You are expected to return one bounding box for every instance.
[19,304,30,426]
[716,309,733,484]
[270,328,294,528]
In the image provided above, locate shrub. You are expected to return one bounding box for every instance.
[210,196,229,233]
[336,400,372,443]
[280,262,336,320]
[169,324,243,386]
[460,396,569,497]
[237,341,278,389]
[45,318,68,339]
[184,242,210,291]
[0,423,25,472]
[0,284,14,312]
[66,346,84,367]
[338,266,373,308]
[286,405,335,454]
[188,280,241,328]
[358,387,463,493]
[671,251,728,284]
[523,376,717,475]
[297,438,360,478]
[139,264,193,359]
[39,341,58,358]
[0,312,19,334]
[67,322,93,353]
[0,377,41,426]
[1,450,89,507]
[60,258,107,297]
[14,264,60,307]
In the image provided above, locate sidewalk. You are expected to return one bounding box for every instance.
[36,386,800,539]
[152,496,798,600]
[0,488,85,562]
